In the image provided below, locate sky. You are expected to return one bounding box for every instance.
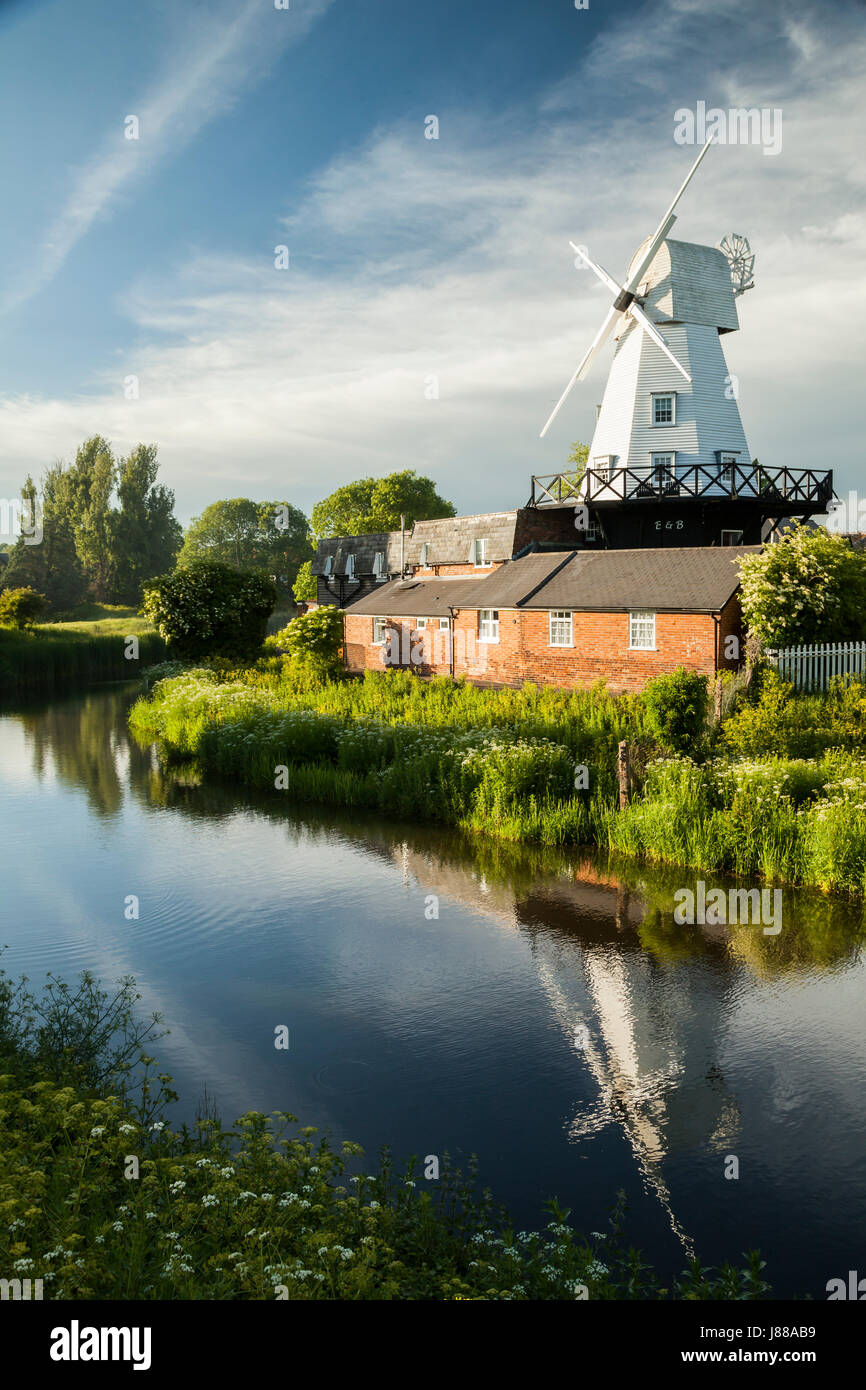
[0,0,864,528]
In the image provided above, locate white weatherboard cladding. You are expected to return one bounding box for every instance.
[637,238,740,333]
[586,318,749,498]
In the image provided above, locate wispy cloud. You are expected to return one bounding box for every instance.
[4,0,333,311]
[1,0,863,520]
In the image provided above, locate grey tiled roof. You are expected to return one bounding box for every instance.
[501,545,759,611]
[312,532,403,577]
[406,512,519,566]
[346,576,490,617]
[348,546,758,615]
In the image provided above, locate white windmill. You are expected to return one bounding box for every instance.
[541,139,753,506]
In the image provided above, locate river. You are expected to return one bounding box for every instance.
[2,681,864,1297]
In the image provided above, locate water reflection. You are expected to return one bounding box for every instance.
[3,682,865,1293]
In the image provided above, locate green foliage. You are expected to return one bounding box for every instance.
[311,469,455,539]
[564,440,589,485]
[0,627,166,695]
[180,499,310,597]
[738,525,866,647]
[642,667,709,753]
[0,585,46,628]
[4,438,181,610]
[292,559,317,604]
[278,605,344,680]
[722,671,866,758]
[0,963,772,1300]
[142,562,277,661]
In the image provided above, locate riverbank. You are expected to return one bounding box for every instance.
[0,624,165,694]
[0,962,771,1301]
[129,664,866,897]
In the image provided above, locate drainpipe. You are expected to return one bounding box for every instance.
[449,607,456,679]
[400,514,405,576]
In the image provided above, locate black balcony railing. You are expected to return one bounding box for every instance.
[528,463,834,509]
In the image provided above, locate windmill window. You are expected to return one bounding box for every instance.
[652,393,676,425]
[718,453,738,486]
[372,617,387,645]
[479,609,499,642]
[651,453,676,487]
[473,538,490,567]
[592,455,614,481]
[629,610,656,650]
[345,553,356,579]
[549,611,573,647]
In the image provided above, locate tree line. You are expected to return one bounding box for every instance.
[0,438,456,616]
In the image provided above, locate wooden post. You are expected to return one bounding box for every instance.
[714,677,723,722]
[617,740,630,809]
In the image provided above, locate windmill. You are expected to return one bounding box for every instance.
[541,138,714,438]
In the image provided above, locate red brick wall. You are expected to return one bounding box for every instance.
[344,604,741,692]
[412,561,504,577]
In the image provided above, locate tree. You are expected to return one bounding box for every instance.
[0,586,46,628]
[179,499,310,596]
[738,525,866,647]
[565,441,590,486]
[292,559,317,604]
[67,436,116,601]
[311,470,455,539]
[110,444,182,604]
[142,562,277,661]
[3,469,87,612]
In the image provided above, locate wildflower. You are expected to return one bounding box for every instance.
[150,1121,166,1132]
[201,1195,219,1208]
[89,1126,106,1138]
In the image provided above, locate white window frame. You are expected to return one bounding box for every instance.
[323,555,333,577]
[373,551,387,580]
[479,609,499,642]
[345,553,356,579]
[415,616,428,630]
[592,454,615,481]
[549,610,573,647]
[473,537,490,568]
[420,542,430,567]
[651,452,676,487]
[651,392,676,426]
[721,529,744,546]
[372,617,387,645]
[629,610,656,651]
[718,451,739,486]
[438,617,449,630]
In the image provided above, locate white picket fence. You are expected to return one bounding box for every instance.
[765,642,866,691]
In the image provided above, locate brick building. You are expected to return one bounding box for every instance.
[344,545,754,693]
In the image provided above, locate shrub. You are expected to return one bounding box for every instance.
[738,525,866,646]
[0,585,46,628]
[642,667,709,753]
[142,562,276,661]
[292,559,317,604]
[278,605,344,681]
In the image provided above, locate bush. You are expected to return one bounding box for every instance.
[142,562,276,661]
[278,605,344,681]
[292,559,317,604]
[738,525,866,646]
[642,667,709,753]
[0,585,46,628]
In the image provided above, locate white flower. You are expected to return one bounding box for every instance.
[89,1126,106,1138]
[201,1194,219,1208]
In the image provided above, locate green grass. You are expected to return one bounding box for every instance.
[0,625,166,694]
[41,603,155,636]
[128,664,866,897]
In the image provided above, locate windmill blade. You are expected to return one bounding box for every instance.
[628,301,691,382]
[622,136,714,297]
[540,304,622,438]
[569,242,621,297]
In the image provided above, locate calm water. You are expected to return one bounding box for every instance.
[2,683,865,1297]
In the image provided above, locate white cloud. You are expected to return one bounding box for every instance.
[1,0,864,522]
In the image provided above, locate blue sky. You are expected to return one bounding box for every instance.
[0,0,863,526]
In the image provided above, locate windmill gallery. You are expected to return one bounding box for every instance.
[314,141,833,694]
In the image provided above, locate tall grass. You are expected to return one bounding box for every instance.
[0,626,166,694]
[129,666,866,897]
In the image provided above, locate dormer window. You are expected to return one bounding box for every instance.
[345,553,355,579]
[420,542,430,567]
[323,555,333,578]
[373,551,386,580]
[652,392,676,426]
[473,538,489,567]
